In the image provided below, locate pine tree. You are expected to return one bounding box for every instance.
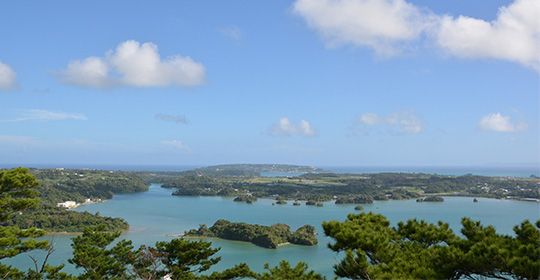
[323,212,540,280]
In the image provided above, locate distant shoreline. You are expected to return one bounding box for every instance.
[1,164,538,178]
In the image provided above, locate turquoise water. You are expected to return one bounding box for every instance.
[4,184,539,277]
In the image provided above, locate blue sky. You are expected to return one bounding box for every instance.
[0,0,538,167]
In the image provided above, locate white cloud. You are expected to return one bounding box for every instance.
[436,0,540,71]
[292,0,433,55]
[359,112,382,125]
[62,57,110,87]
[155,114,188,125]
[293,0,540,71]
[0,61,16,90]
[298,120,316,136]
[271,117,317,137]
[0,109,87,122]
[479,113,527,132]
[161,140,191,152]
[273,117,297,136]
[358,111,423,134]
[60,40,205,88]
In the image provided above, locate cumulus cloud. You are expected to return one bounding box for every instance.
[0,61,16,90]
[62,57,110,87]
[436,0,540,71]
[358,111,423,134]
[293,0,540,71]
[60,40,205,88]
[155,113,188,125]
[479,113,527,132]
[271,117,316,137]
[161,140,191,152]
[0,109,87,122]
[292,0,434,55]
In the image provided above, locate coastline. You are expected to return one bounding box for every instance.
[170,191,540,204]
[179,235,293,248]
[45,228,129,236]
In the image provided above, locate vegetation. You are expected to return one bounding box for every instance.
[1,167,539,280]
[0,168,321,279]
[335,195,374,204]
[186,219,318,249]
[0,168,145,233]
[66,227,324,280]
[323,212,540,280]
[30,168,148,206]
[148,164,322,179]
[417,196,445,202]
[5,206,128,233]
[233,195,257,204]
[0,168,62,279]
[257,261,324,280]
[160,166,540,202]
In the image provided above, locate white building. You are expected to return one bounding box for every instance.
[57,201,79,209]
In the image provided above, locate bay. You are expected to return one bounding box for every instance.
[4,184,539,277]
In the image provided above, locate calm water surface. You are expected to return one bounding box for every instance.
[5,184,539,277]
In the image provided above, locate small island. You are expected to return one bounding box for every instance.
[416,196,444,202]
[335,195,374,204]
[185,219,318,249]
[233,195,257,204]
[305,200,323,207]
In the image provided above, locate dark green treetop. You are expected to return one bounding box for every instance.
[323,212,540,280]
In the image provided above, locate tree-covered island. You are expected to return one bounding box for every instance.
[233,195,257,204]
[417,195,445,202]
[185,219,318,249]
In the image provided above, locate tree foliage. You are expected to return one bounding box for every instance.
[7,206,128,233]
[257,261,324,280]
[186,219,318,249]
[69,226,134,279]
[0,168,51,279]
[2,167,539,280]
[323,212,540,280]
[69,227,259,279]
[0,167,41,221]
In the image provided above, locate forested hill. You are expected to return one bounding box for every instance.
[178,164,323,177]
[30,168,148,205]
[2,168,148,233]
[164,172,540,201]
